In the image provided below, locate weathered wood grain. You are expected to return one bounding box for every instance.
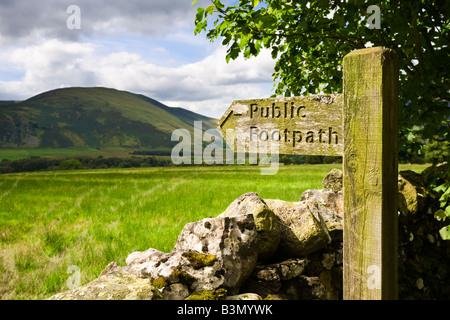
[217,95,343,156]
[343,47,399,300]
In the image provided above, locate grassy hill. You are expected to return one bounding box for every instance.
[0,87,217,154]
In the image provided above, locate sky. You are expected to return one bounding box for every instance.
[0,0,276,119]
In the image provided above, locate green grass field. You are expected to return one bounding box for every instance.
[0,164,428,300]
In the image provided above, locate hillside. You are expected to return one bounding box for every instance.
[0,87,217,152]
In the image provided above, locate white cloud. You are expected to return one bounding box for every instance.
[0,39,275,118]
[0,39,97,98]
[0,1,276,118]
[0,0,274,117]
[91,46,276,118]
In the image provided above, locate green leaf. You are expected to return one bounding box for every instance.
[226,41,241,63]
[271,46,279,59]
[214,0,225,10]
[206,5,215,15]
[435,209,448,222]
[222,34,232,46]
[439,188,450,204]
[439,225,450,240]
[196,7,205,22]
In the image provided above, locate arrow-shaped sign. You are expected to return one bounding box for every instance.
[217,94,343,156]
[219,110,242,129]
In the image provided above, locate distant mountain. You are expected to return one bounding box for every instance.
[0,87,217,151]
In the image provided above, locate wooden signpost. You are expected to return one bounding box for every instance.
[218,95,343,157]
[217,47,399,300]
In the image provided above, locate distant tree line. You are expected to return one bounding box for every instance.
[0,156,172,174]
[0,154,342,174]
[132,144,449,165]
[1,142,447,174]
[279,155,342,165]
[130,150,172,156]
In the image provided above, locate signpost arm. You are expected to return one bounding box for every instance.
[343,47,399,300]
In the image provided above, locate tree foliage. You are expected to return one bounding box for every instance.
[423,163,450,240]
[194,0,449,152]
[58,159,84,170]
[0,156,172,174]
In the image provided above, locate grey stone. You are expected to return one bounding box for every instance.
[253,259,307,282]
[162,283,190,300]
[173,214,259,293]
[398,170,427,215]
[47,268,163,300]
[321,169,343,192]
[123,214,259,297]
[301,189,343,216]
[225,293,262,300]
[218,192,280,261]
[300,189,343,241]
[265,199,331,258]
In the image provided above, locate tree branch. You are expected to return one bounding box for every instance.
[410,3,425,74]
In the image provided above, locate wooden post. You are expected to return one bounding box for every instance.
[343,47,399,299]
[217,46,399,299]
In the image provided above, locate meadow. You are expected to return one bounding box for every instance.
[0,163,428,299]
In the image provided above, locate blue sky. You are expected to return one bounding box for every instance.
[0,0,275,118]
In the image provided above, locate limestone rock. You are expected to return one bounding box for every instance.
[174,214,259,293]
[240,254,337,300]
[124,248,167,276]
[161,283,190,300]
[396,164,450,300]
[218,192,280,261]
[185,288,228,300]
[421,162,449,187]
[300,189,343,241]
[99,261,121,277]
[322,169,343,192]
[252,259,307,282]
[398,170,427,215]
[265,199,331,259]
[123,249,221,300]
[226,293,262,300]
[123,214,259,298]
[241,258,307,299]
[294,276,328,300]
[47,268,163,300]
[301,189,343,216]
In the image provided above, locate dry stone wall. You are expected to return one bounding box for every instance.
[48,165,450,300]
